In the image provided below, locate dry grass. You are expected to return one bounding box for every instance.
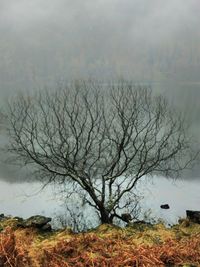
[0,220,199,267]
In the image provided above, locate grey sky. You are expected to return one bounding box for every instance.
[0,1,199,115]
[0,0,200,91]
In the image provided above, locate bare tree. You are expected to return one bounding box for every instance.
[7,81,197,224]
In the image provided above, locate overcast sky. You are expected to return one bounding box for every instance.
[0,1,199,123]
[0,0,200,181]
[0,0,200,93]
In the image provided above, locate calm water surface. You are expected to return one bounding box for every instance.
[0,176,199,225]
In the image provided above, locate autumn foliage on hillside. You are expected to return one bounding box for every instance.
[0,220,199,267]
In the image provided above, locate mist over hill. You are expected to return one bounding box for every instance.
[0,0,200,181]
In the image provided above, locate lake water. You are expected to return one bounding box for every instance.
[0,176,199,226]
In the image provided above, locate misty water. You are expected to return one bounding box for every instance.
[0,175,199,227]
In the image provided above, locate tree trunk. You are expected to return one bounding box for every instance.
[99,206,113,224]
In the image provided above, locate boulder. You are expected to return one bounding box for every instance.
[160,204,170,209]
[0,214,10,221]
[14,216,24,222]
[25,215,51,227]
[18,215,52,230]
[121,213,132,223]
[186,210,200,224]
[41,223,52,232]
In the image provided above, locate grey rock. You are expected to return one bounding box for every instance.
[186,210,200,224]
[121,213,132,223]
[41,223,52,232]
[25,215,51,227]
[18,215,52,229]
[0,214,10,221]
[160,204,170,209]
[14,216,24,222]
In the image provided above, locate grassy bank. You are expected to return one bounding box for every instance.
[0,218,199,267]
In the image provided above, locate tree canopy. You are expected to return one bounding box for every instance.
[7,81,196,223]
